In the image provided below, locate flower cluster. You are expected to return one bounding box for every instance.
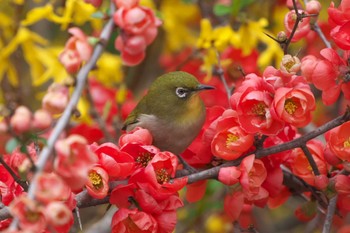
[328,0,350,49]
[113,0,162,66]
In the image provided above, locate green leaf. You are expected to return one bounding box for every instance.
[91,11,105,19]
[232,0,255,16]
[213,4,232,16]
[5,138,20,153]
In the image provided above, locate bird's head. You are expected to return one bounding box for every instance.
[145,71,214,123]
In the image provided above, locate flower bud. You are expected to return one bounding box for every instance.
[42,83,69,115]
[280,54,301,74]
[32,109,52,130]
[306,0,322,15]
[10,106,32,134]
[277,31,287,42]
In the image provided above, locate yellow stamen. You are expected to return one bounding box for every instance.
[226,133,239,147]
[89,171,103,189]
[284,99,298,115]
[156,168,170,184]
[136,152,153,167]
[252,103,266,116]
[344,138,350,148]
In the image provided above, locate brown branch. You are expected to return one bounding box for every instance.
[214,50,232,108]
[181,108,350,184]
[0,156,28,191]
[322,195,338,233]
[300,144,320,176]
[85,84,114,142]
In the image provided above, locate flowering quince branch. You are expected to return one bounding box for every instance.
[7,2,116,230]
[311,23,332,49]
[300,144,320,176]
[322,195,338,233]
[0,155,28,191]
[182,108,350,184]
[85,84,114,142]
[214,50,232,108]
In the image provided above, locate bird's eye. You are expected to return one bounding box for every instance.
[175,87,189,98]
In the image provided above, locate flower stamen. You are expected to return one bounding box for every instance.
[89,171,103,189]
[284,99,298,115]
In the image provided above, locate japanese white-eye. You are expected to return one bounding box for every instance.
[123,71,214,156]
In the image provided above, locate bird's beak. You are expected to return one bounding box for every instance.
[196,84,215,91]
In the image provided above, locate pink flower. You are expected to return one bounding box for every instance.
[240,155,267,195]
[272,78,316,127]
[119,126,153,147]
[280,54,301,75]
[301,48,350,105]
[111,208,158,233]
[54,135,98,192]
[218,166,241,185]
[328,0,350,49]
[59,27,92,73]
[91,142,135,179]
[327,121,350,161]
[10,106,32,134]
[42,83,69,115]
[284,10,311,42]
[211,126,254,160]
[9,195,46,232]
[35,172,71,204]
[32,109,52,130]
[306,0,322,15]
[230,74,284,135]
[114,0,139,9]
[45,202,73,232]
[85,166,109,199]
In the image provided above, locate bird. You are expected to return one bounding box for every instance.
[122,71,214,167]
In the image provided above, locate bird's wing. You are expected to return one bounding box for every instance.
[122,110,139,130]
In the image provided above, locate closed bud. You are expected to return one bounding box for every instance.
[32,109,52,130]
[277,31,287,42]
[42,83,69,115]
[10,106,32,134]
[306,0,322,15]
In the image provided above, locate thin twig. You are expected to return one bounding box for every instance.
[322,195,338,233]
[312,23,332,49]
[300,144,320,176]
[9,2,116,230]
[181,108,350,183]
[85,84,114,142]
[215,50,232,108]
[0,156,28,191]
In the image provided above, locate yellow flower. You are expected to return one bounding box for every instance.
[161,0,199,52]
[21,4,68,26]
[90,53,124,87]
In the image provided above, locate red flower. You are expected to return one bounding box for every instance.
[9,195,46,232]
[240,155,267,196]
[271,77,316,127]
[290,140,328,186]
[92,142,135,179]
[211,126,254,160]
[218,166,241,185]
[231,74,284,135]
[120,143,160,168]
[111,208,158,233]
[327,121,350,161]
[119,126,153,147]
[59,27,92,73]
[301,48,350,105]
[35,172,71,204]
[224,190,245,221]
[328,0,350,49]
[54,135,98,192]
[45,202,73,233]
[85,166,109,199]
[284,10,311,42]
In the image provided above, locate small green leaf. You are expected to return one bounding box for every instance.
[91,11,105,19]
[5,138,20,153]
[213,4,232,16]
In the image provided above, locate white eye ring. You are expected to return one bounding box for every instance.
[175,87,189,98]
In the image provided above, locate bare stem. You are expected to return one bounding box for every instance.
[300,144,320,176]
[322,195,338,233]
[215,50,232,108]
[9,2,116,230]
[312,23,332,49]
[0,156,28,191]
[85,84,114,142]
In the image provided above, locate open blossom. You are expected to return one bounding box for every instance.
[45,202,73,232]
[284,10,311,42]
[119,126,153,147]
[59,27,92,73]
[271,77,316,127]
[328,0,350,49]
[280,54,301,75]
[230,74,284,135]
[54,135,98,191]
[327,121,350,161]
[211,126,254,160]
[290,140,328,186]
[85,166,109,199]
[9,195,46,232]
[301,48,350,105]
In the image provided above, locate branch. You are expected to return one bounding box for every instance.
[214,50,232,108]
[8,2,116,229]
[300,144,320,176]
[322,195,338,233]
[183,109,350,184]
[0,156,28,191]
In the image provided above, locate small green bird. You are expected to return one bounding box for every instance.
[123,71,214,159]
